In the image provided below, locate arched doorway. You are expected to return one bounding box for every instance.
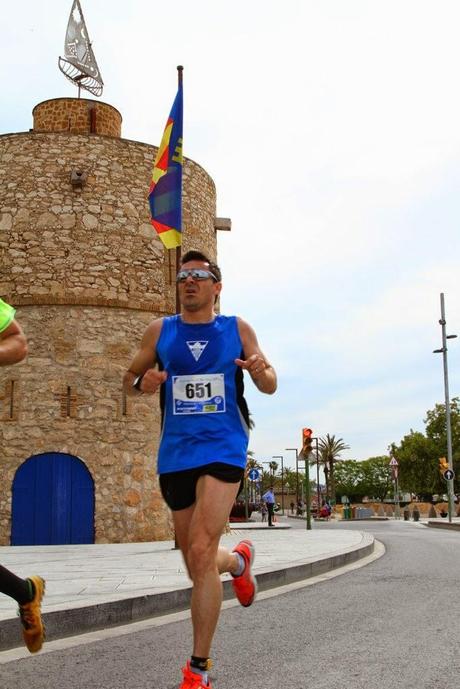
[11,453,95,545]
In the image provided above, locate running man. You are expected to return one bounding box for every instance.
[123,250,277,688]
[0,298,46,653]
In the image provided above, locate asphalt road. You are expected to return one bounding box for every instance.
[1,520,459,689]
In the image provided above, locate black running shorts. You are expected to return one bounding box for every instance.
[159,462,245,511]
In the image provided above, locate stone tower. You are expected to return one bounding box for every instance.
[0,97,218,545]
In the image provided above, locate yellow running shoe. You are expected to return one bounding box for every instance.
[18,576,45,653]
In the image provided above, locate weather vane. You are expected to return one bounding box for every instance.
[58,0,104,98]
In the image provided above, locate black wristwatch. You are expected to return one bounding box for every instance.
[132,374,144,392]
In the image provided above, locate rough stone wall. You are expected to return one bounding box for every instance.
[0,305,169,544]
[33,99,122,137]
[0,131,217,310]
[0,115,217,544]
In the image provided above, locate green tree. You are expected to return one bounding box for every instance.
[424,397,460,488]
[334,460,363,501]
[318,434,350,504]
[391,397,460,497]
[258,462,280,493]
[269,460,279,476]
[260,469,273,493]
[334,457,391,502]
[246,453,261,471]
[360,456,392,501]
[390,431,439,498]
[280,467,296,493]
[424,397,460,445]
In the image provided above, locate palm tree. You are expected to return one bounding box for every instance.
[281,467,296,494]
[318,434,350,504]
[269,460,278,477]
[246,452,261,470]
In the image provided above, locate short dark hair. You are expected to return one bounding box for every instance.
[180,250,222,282]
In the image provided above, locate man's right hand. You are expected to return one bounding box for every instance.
[137,369,168,394]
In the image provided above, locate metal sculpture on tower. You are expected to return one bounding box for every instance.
[58,0,104,97]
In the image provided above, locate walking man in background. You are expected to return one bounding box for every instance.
[262,486,276,527]
[0,298,46,653]
[124,250,277,689]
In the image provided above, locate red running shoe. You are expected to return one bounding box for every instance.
[178,661,213,688]
[231,539,257,607]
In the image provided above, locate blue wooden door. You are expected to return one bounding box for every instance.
[11,453,94,545]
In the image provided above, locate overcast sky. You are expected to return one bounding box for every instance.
[1,1,459,470]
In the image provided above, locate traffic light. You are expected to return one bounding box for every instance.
[302,428,313,456]
[439,457,449,474]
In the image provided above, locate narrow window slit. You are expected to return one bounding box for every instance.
[9,380,15,419]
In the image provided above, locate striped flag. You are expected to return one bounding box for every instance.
[148,83,183,249]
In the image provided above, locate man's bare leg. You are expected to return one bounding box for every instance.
[173,475,240,658]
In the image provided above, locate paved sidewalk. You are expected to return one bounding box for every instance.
[0,522,375,651]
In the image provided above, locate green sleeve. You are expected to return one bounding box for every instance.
[0,299,16,333]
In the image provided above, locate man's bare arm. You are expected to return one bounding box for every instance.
[0,320,28,366]
[123,319,167,396]
[235,318,277,394]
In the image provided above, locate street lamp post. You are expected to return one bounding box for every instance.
[262,461,272,480]
[389,456,400,519]
[433,292,457,523]
[244,471,249,521]
[272,455,284,514]
[300,454,312,530]
[287,447,312,530]
[313,437,320,516]
[286,448,299,505]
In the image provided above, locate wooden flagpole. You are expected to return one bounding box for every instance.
[173,65,184,551]
[175,65,184,316]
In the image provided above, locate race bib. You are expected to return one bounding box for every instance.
[172,373,225,415]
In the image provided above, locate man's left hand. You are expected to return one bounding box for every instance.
[235,354,267,378]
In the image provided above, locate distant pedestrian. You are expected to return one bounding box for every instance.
[319,500,332,520]
[262,487,276,527]
[290,501,295,515]
[260,502,268,522]
[0,298,45,653]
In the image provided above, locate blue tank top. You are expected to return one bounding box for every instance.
[156,314,250,474]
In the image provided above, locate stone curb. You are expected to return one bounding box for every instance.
[0,536,374,652]
[426,521,460,531]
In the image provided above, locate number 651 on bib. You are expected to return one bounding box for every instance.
[172,373,226,415]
